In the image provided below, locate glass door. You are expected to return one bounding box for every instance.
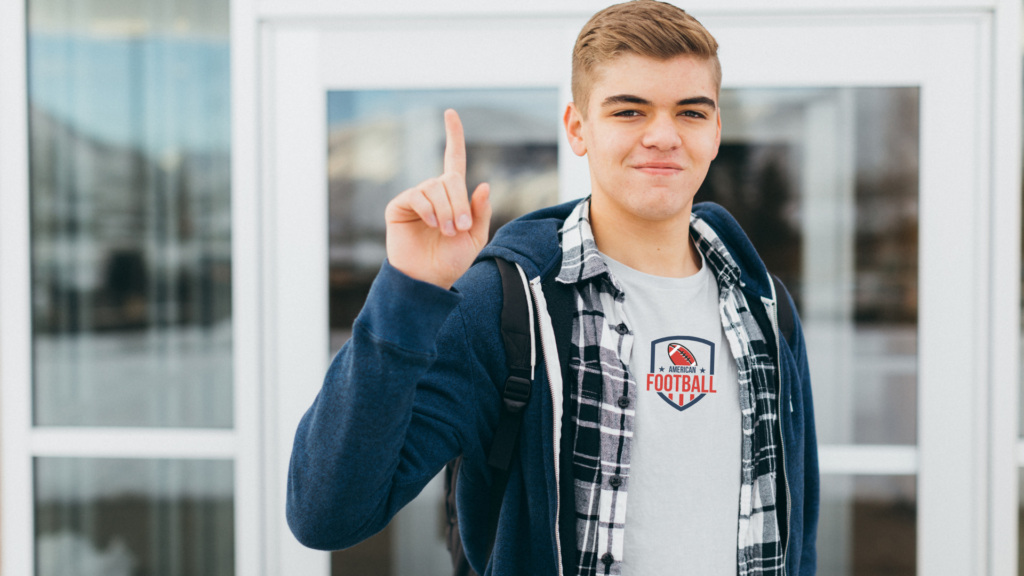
[261,11,991,576]
[0,0,255,575]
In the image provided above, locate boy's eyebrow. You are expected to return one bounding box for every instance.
[678,96,717,109]
[601,94,651,107]
[601,94,717,109]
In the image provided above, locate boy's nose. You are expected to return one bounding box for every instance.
[641,112,682,150]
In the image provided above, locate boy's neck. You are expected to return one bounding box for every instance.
[589,193,702,279]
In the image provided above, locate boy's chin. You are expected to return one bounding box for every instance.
[599,187,697,223]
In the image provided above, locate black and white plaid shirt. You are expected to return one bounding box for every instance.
[556,198,783,576]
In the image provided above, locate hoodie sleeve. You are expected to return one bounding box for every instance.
[285,259,498,551]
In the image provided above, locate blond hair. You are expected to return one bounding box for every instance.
[571,0,721,115]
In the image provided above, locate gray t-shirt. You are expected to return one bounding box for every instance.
[601,252,742,576]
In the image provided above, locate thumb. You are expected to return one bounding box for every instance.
[469,182,492,248]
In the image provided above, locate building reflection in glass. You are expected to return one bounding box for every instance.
[710,88,918,447]
[819,474,916,576]
[28,0,232,427]
[35,458,234,576]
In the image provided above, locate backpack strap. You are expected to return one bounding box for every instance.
[484,257,535,564]
[487,258,535,470]
[770,274,796,345]
[444,257,535,576]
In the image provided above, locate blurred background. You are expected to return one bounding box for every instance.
[0,0,1019,575]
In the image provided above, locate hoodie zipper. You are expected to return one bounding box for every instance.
[765,283,791,575]
[529,276,564,576]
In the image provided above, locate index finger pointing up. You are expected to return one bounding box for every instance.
[443,109,466,177]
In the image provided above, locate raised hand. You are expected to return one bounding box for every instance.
[385,109,492,290]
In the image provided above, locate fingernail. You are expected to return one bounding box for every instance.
[457,214,471,230]
[443,221,455,235]
[426,214,437,227]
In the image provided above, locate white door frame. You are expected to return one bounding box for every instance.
[0,0,34,573]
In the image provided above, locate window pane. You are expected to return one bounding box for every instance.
[327,88,560,575]
[710,88,919,445]
[35,458,234,576]
[819,474,916,575]
[28,0,232,427]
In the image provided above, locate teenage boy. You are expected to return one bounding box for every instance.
[287,1,818,575]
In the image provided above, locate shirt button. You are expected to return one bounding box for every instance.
[601,552,615,565]
[609,475,623,488]
[615,323,629,335]
[617,395,630,408]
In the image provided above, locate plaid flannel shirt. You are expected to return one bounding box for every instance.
[556,198,783,576]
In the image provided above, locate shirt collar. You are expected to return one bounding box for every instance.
[555,197,610,285]
[688,211,743,292]
[556,196,742,292]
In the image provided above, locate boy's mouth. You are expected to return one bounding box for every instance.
[633,162,683,175]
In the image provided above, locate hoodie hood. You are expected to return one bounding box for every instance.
[478,198,773,300]
[691,202,773,300]
[476,199,580,280]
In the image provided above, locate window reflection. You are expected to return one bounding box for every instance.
[708,88,919,446]
[819,475,916,576]
[28,0,232,427]
[35,458,234,576]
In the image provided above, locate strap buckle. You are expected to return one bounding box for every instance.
[501,375,532,414]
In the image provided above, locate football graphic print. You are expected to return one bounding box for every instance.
[667,343,696,366]
[646,336,717,412]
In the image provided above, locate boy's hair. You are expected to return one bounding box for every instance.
[571,0,721,116]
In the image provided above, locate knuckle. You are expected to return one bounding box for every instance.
[407,199,426,213]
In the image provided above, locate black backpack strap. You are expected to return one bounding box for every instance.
[484,257,535,565]
[487,258,534,471]
[445,258,535,576]
[770,274,796,345]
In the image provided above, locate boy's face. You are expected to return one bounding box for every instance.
[564,53,721,224]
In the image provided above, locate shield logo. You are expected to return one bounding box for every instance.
[647,336,716,412]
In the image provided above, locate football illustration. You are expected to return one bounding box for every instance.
[667,343,697,366]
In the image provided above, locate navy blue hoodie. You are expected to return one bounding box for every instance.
[287,199,819,575]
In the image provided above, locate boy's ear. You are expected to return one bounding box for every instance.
[563,102,588,157]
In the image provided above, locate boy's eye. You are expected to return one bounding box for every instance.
[681,110,707,119]
[612,110,642,117]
